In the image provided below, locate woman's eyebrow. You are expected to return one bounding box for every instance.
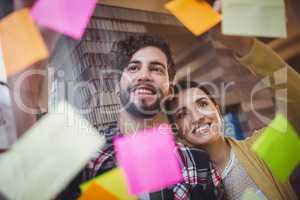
[195,97,209,102]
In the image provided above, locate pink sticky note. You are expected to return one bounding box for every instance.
[30,0,97,39]
[114,124,183,195]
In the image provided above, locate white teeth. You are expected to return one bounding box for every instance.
[194,124,210,135]
[136,88,153,94]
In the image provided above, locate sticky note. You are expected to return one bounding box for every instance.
[0,85,18,149]
[114,124,183,195]
[81,168,136,200]
[78,182,119,200]
[0,101,105,200]
[252,113,300,182]
[241,188,263,200]
[30,0,97,39]
[165,0,221,36]
[0,41,7,83]
[222,0,287,38]
[0,9,49,76]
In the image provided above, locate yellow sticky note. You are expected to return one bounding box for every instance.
[252,114,300,182]
[165,0,221,35]
[81,168,137,200]
[0,8,49,76]
[78,182,119,200]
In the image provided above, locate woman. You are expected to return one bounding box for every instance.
[164,80,297,200]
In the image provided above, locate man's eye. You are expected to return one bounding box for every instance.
[150,66,165,73]
[127,65,139,72]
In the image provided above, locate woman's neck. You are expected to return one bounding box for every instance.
[203,137,231,173]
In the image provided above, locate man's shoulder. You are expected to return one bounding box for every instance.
[101,123,121,141]
[86,124,121,177]
[176,143,211,168]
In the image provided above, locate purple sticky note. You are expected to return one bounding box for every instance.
[114,124,183,195]
[30,0,97,39]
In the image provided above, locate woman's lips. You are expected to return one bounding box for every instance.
[192,123,211,136]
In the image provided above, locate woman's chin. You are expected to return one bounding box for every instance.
[187,134,213,147]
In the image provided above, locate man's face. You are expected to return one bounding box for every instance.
[172,87,222,147]
[119,46,170,118]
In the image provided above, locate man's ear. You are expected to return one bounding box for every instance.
[168,83,175,96]
[115,84,120,97]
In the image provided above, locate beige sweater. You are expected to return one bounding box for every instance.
[225,39,298,200]
[226,132,297,200]
[237,39,300,133]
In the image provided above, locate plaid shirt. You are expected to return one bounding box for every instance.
[82,124,224,200]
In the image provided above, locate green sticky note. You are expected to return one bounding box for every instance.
[222,0,287,38]
[80,167,137,200]
[252,113,300,182]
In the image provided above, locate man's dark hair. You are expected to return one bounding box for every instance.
[110,34,176,81]
[164,80,218,134]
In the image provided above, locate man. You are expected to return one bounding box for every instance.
[58,35,224,200]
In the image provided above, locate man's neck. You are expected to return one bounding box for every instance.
[118,111,168,134]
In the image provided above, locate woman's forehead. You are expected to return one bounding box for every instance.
[171,87,209,109]
[177,88,208,104]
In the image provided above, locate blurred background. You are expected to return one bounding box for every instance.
[1,0,300,197]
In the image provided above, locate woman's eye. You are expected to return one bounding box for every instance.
[197,100,208,108]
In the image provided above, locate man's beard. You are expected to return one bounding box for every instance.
[119,82,163,119]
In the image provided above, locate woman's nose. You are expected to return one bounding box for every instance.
[191,108,205,124]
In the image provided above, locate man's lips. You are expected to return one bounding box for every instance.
[132,85,157,95]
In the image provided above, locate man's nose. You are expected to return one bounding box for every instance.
[137,67,152,82]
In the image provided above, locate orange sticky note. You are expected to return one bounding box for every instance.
[0,8,49,77]
[78,182,119,200]
[165,0,221,36]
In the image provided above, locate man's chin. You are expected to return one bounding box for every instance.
[133,94,158,105]
[120,89,163,119]
[125,101,161,119]
[134,100,158,109]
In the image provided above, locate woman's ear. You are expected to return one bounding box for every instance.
[215,104,225,134]
[216,104,224,121]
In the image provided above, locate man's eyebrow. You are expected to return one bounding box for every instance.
[128,60,141,64]
[149,61,166,69]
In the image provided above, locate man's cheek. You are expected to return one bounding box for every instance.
[179,121,189,136]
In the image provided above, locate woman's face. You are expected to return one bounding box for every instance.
[171,87,223,147]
